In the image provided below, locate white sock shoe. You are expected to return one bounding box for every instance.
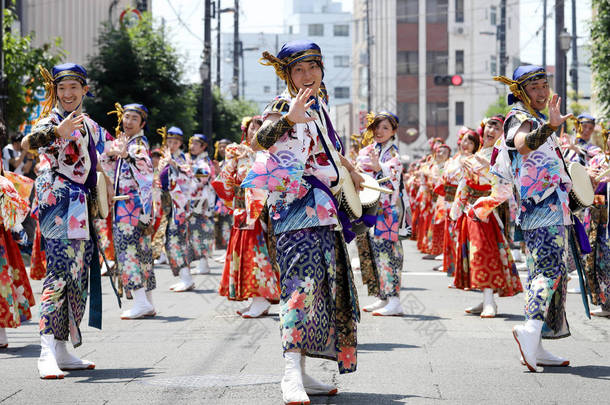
[362,299,387,312]
[590,307,610,317]
[154,252,168,265]
[241,297,270,318]
[281,351,310,405]
[55,340,95,370]
[38,334,65,379]
[191,258,210,275]
[513,319,543,372]
[236,301,251,315]
[121,288,155,319]
[300,356,337,396]
[520,339,570,367]
[145,290,156,316]
[171,267,195,292]
[0,328,7,348]
[373,296,404,316]
[465,302,484,314]
[480,288,497,318]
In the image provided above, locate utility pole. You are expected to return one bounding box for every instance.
[275,34,280,94]
[202,0,213,137]
[0,0,6,123]
[498,0,506,76]
[555,0,567,114]
[542,0,547,70]
[216,0,221,87]
[570,0,578,101]
[232,0,239,99]
[365,0,371,112]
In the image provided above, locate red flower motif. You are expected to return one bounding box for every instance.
[287,291,306,311]
[337,346,356,370]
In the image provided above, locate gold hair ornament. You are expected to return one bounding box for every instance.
[107,102,125,137]
[157,126,168,148]
[37,65,56,122]
[493,75,539,119]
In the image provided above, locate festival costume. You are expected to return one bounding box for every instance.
[493,66,574,371]
[0,161,36,348]
[425,160,446,256]
[213,145,233,251]
[243,40,360,403]
[212,142,280,308]
[415,158,434,252]
[437,154,464,275]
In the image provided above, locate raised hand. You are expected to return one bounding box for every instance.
[57,111,85,140]
[286,88,317,124]
[548,94,573,128]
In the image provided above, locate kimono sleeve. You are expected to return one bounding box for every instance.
[0,176,30,230]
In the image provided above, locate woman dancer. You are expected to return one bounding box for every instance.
[102,103,155,319]
[356,111,405,316]
[213,116,280,318]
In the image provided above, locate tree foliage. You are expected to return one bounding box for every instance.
[192,85,258,145]
[485,93,510,118]
[2,5,64,132]
[591,0,610,116]
[85,12,196,145]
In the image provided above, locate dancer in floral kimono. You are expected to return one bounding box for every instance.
[424,144,450,258]
[243,40,361,404]
[188,133,215,275]
[451,116,523,318]
[492,66,574,371]
[22,63,112,378]
[101,103,156,319]
[158,126,194,292]
[213,138,233,252]
[0,158,36,349]
[212,116,281,318]
[356,111,405,316]
[563,113,599,165]
[584,132,610,318]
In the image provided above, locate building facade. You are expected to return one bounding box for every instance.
[352,0,520,158]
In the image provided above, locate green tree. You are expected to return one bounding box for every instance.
[85,12,196,145]
[2,5,64,133]
[484,93,510,117]
[192,84,258,145]
[591,0,610,115]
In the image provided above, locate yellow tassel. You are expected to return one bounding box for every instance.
[157,126,168,148]
[106,102,124,137]
[259,51,287,81]
[36,65,56,123]
[214,141,220,160]
[493,75,539,119]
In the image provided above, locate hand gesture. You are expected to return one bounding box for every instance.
[57,111,85,140]
[548,94,573,128]
[286,88,317,124]
[114,133,129,158]
[367,148,381,172]
[350,170,365,191]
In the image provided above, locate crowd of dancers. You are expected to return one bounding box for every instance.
[0,39,608,405]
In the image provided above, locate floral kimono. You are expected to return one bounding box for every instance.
[491,102,572,338]
[101,131,155,293]
[188,152,216,263]
[426,160,446,255]
[0,164,35,330]
[28,107,108,347]
[160,151,192,275]
[241,90,359,374]
[583,153,610,311]
[356,142,403,299]
[212,143,280,302]
[213,158,233,250]
[416,158,434,252]
[450,146,523,297]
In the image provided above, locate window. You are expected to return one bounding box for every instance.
[490,55,497,75]
[397,102,419,127]
[397,51,418,75]
[264,85,271,94]
[334,87,350,99]
[455,50,464,74]
[427,102,449,126]
[426,51,448,75]
[397,0,418,23]
[490,6,497,26]
[334,55,350,67]
[359,66,368,98]
[288,25,293,34]
[308,24,324,36]
[455,0,464,23]
[333,24,349,36]
[455,101,464,126]
[426,0,448,23]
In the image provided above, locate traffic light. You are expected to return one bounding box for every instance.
[433,75,463,86]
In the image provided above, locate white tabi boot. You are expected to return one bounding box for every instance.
[145,290,157,316]
[281,351,310,405]
[171,267,195,292]
[236,300,251,316]
[121,288,155,319]
[241,297,270,318]
[480,288,497,318]
[362,298,387,312]
[300,356,337,396]
[512,319,543,372]
[464,302,484,314]
[520,338,570,367]
[55,339,95,370]
[191,257,210,275]
[0,328,8,348]
[590,307,610,317]
[373,296,404,316]
[38,334,65,379]
[154,252,168,265]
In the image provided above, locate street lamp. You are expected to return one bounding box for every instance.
[558,27,571,115]
[559,28,572,52]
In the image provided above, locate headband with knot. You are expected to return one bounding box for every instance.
[494,65,547,118]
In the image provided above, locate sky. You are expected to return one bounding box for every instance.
[152,0,592,83]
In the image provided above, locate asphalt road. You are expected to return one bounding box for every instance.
[1,240,609,404]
